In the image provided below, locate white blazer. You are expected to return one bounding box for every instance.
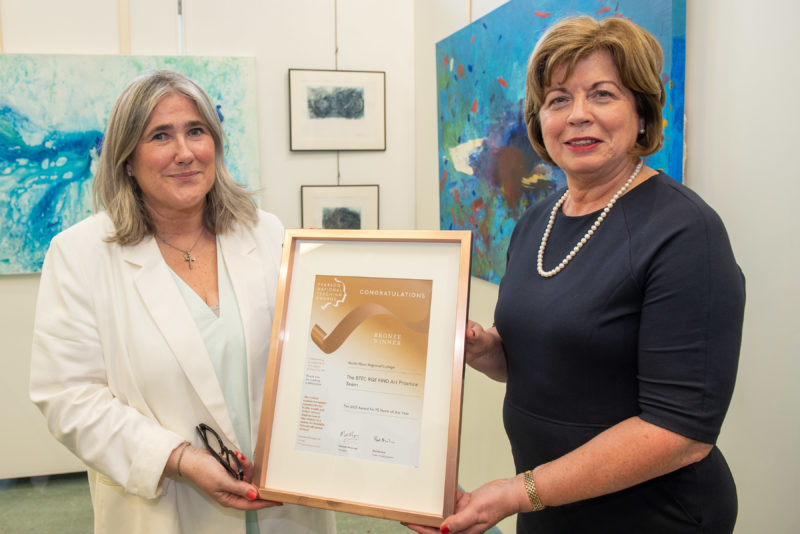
[30,211,335,534]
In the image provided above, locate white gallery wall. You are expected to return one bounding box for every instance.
[415,1,800,533]
[1,0,799,533]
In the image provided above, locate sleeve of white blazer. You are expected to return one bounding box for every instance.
[29,221,184,499]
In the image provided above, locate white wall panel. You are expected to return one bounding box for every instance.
[336,0,415,229]
[0,0,118,54]
[684,1,800,533]
[129,0,179,55]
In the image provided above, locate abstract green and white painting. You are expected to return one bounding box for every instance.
[0,55,258,274]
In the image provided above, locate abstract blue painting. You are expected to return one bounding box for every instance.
[437,0,685,283]
[0,55,258,274]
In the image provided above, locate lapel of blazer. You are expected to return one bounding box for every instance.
[122,236,236,442]
[219,225,274,444]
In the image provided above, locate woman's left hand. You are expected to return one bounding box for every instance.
[404,478,526,534]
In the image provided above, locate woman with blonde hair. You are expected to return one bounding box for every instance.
[30,70,335,534]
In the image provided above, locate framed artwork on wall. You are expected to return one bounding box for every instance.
[253,229,472,527]
[301,185,380,230]
[289,69,386,151]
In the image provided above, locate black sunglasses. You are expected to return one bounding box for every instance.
[196,423,244,480]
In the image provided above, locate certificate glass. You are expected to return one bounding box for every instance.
[254,229,472,527]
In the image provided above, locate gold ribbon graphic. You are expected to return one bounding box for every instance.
[311,302,430,354]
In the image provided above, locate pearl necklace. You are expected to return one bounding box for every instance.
[537,160,643,278]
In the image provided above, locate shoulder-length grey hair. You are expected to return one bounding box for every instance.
[93,69,257,245]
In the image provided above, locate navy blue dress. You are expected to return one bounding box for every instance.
[494,173,745,533]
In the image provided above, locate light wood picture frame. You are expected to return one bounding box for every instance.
[289,69,386,151]
[253,229,472,527]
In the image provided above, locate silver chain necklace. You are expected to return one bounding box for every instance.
[156,229,204,270]
[537,160,643,278]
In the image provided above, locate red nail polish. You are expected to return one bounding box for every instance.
[247,488,257,501]
[440,526,451,534]
[237,452,245,461]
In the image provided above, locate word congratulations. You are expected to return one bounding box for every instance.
[359,289,427,299]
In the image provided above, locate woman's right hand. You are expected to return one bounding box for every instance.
[464,321,507,382]
[170,445,282,511]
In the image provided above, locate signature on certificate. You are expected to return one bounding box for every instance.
[339,430,360,444]
[372,434,397,445]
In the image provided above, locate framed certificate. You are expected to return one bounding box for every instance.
[253,229,472,527]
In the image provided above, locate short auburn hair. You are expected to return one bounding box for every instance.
[524,16,666,164]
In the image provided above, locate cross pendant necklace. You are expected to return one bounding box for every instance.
[156,229,204,270]
[181,251,196,269]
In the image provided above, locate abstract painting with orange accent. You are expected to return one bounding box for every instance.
[436,0,685,283]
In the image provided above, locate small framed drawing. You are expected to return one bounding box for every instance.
[289,69,386,151]
[253,229,472,527]
[301,185,379,230]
